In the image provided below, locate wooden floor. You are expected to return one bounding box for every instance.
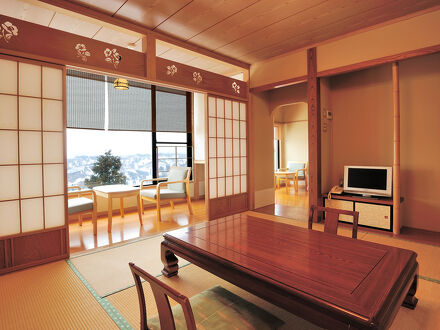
[69,199,207,255]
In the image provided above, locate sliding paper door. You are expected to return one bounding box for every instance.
[207,95,248,219]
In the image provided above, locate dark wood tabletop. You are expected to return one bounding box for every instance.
[161,214,418,330]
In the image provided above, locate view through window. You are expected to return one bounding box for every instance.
[66,70,192,188]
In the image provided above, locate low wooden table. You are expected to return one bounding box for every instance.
[161,214,418,330]
[274,170,295,192]
[93,184,143,232]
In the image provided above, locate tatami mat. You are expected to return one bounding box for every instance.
[0,261,117,330]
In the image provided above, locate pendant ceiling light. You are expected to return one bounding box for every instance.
[114,78,129,90]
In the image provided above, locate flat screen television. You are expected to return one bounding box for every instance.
[343,166,392,197]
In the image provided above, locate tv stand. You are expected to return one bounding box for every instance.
[323,193,404,232]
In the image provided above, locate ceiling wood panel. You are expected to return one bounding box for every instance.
[65,0,126,16]
[114,0,192,29]
[154,0,258,40]
[214,0,440,61]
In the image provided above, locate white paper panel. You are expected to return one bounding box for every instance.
[19,131,42,164]
[19,97,41,130]
[44,195,65,228]
[233,176,240,194]
[226,157,233,177]
[209,179,217,199]
[0,95,18,129]
[208,138,217,158]
[0,166,19,201]
[232,101,239,120]
[217,138,224,157]
[217,118,224,137]
[0,131,18,164]
[209,158,217,178]
[240,139,247,156]
[240,121,246,138]
[21,198,44,232]
[225,119,232,138]
[241,175,247,193]
[233,158,240,175]
[216,98,224,118]
[226,177,233,196]
[43,100,63,131]
[224,100,232,119]
[240,103,246,120]
[218,177,225,197]
[0,59,17,94]
[43,132,64,163]
[217,158,225,177]
[20,165,43,198]
[42,67,63,100]
[233,139,240,157]
[0,200,20,236]
[225,139,232,157]
[208,97,216,117]
[208,118,216,137]
[241,157,247,175]
[233,120,239,138]
[19,63,41,97]
[44,164,64,195]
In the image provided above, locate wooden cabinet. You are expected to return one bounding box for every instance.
[324,193,403,232]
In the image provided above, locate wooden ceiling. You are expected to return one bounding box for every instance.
[62,0,439,64]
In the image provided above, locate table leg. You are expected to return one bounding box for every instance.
[120,198,124,218]
[402,274,419,309]
[285,176,289,193]
[136,193,143,225]
[161,242,178,277]
[107,197,112,233]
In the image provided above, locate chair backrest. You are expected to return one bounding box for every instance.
[129,262,196,330]
[167,167,191,193]
[287,161,306,177]
[308,205,359,239]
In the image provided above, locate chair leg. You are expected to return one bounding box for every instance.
[140,196,144,215]
[156,199,162,222]
[187,196,194,215]
[92,210,97,236]
[170,200,174,209]
[78,214,83,226]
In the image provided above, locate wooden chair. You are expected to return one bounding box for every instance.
[308,205,359,239]
[68,186,97,235]
[129,262,284,330]
[139,166,193,222]
[287,161,308,192]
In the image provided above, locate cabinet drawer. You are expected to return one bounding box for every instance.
[355,203,390,229]
[324,199,354,222]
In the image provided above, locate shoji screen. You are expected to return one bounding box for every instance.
[207,95,248,219]
[0,55,67,274]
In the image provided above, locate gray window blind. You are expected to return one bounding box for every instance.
[66,69,105,129]
[107,78,152,131]
[156,87,187,132]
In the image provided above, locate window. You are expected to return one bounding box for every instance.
[66,70,192,188]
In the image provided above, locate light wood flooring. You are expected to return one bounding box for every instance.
[69,199,207,255]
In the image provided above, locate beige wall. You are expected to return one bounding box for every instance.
[324,53,440,231]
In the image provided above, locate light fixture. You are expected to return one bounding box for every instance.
[114,78,129,90]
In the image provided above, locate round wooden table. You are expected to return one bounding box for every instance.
[93,184,143,232]
[274,170,295,192]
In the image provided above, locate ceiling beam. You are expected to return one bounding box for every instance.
[33,0,250,70]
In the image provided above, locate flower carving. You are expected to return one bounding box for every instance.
[104,48,121,68]
[167,65,177,76]
[232,81,240,94]
[75,44,90,62]
[0,21,18,43]
[193,72,202,85]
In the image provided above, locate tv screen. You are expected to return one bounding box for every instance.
[344,166,392,197]
[347,168,387,190]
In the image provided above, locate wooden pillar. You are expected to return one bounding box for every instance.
[307,48,322,212]
[392,62,400,235]
[143,34,156,80]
